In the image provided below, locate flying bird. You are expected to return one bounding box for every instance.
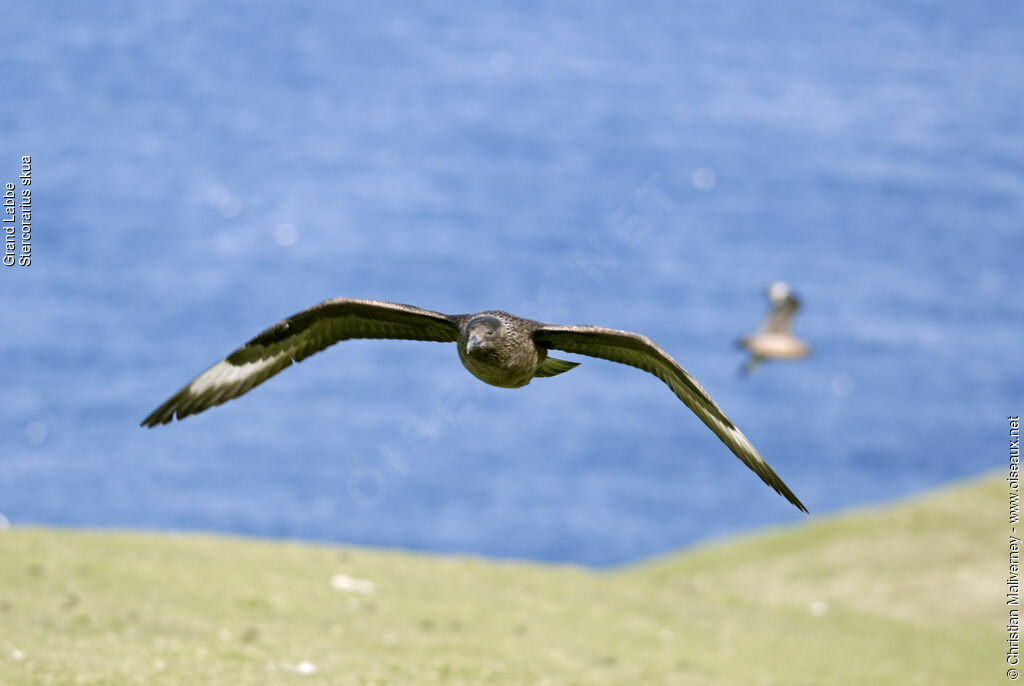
[142,298,806,511]
[738,282,810,375]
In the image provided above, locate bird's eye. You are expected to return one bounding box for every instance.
[487,329,494,336]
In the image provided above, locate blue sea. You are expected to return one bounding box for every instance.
[1,1,1021,566]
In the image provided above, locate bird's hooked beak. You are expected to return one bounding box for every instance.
[466,334,482,353]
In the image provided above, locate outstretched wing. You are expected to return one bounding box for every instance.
[532,325,806,512]
[141,298,460,427]
[761,294,799,335]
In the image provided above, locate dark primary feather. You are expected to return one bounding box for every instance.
[140,298,460,427]
[533,324,807,512]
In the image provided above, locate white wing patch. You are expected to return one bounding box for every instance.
[188,354,290,396]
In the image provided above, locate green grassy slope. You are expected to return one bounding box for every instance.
[0,472,1003,685]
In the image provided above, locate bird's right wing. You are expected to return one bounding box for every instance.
[533,324,806,512]
[761,295,799,334]
[141,298,460,427]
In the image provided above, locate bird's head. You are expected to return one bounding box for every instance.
[464,316,503,357]
[766,281,792,305]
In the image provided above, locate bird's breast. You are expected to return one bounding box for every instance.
[457,343,541,389]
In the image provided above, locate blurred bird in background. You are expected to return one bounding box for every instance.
[738,282,810,376]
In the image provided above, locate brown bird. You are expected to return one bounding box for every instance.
[738,282,810,375]
[142,298,806,511]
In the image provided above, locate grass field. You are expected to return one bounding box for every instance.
[0,472,1003,685]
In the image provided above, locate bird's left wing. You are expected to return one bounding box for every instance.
[141,298,460,427]
[533,325,807,512]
